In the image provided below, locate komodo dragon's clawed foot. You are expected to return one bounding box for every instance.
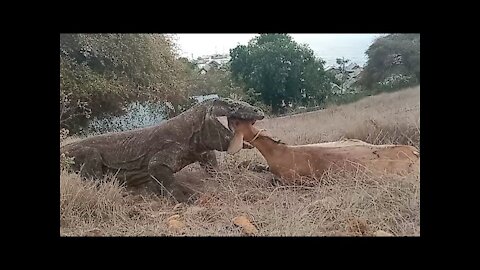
[198,151,219,177]
[147,163,189,203]
[269,176,283,186]
[237,160,270,173]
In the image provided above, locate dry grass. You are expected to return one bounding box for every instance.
[60,86,420,237]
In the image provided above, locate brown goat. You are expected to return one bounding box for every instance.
[227,119,420,185]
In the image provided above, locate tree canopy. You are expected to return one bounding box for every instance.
[229,34,333,113]
[359,34,420,90]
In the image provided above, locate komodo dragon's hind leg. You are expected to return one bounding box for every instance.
[67,146,104,180]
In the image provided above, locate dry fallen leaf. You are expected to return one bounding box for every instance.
[233,215,258,236]
[167,214,184,231]
[168,219,185,231]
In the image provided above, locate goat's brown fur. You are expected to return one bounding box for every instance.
[227,119,419,185]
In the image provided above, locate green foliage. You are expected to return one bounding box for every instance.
[60,127,75,170]
[230,34,333,114]
[335,57,350,87]
[375,74,416,92]
[359,34,420,90]
[60,34,188,133]
[60,152,76,171]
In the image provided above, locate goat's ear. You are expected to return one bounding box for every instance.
[227,130,244,154]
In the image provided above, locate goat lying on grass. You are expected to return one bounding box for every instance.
[227,118,419,185]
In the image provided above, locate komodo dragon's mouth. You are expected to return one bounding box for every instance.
[216,116,259,132]
[208,97,265,133]
[227,116,258,132]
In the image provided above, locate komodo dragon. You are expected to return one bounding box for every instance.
[60,98,264,202]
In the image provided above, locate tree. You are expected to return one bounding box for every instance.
[60,34,188,133]
[336,57,350,89]
[230,34,332,114]
[359,34,420,90]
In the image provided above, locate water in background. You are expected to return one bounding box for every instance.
[86,101,167,135]
[85,95,220,135]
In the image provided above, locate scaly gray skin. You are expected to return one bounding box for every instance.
[60,98,264,202]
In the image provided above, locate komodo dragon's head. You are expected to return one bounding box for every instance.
[196,98,264,152]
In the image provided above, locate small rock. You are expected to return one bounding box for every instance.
[84,229,103,237]
[233,215,258,236]
[374,230,394,237]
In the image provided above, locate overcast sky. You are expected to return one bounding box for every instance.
[172,33,385,67]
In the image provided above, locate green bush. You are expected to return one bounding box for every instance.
[358,34,420,91]
[375,74,417,91]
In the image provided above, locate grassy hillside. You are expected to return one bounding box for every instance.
[60,86,420,236]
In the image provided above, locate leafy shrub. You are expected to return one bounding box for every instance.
[60,34,188,133]
[359,34,420,91]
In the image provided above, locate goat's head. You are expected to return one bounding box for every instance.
[226,118,259,154]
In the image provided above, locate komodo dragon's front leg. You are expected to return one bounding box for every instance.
[146,164,187,202]
[197,150,218,176]
[146,147,189,203]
